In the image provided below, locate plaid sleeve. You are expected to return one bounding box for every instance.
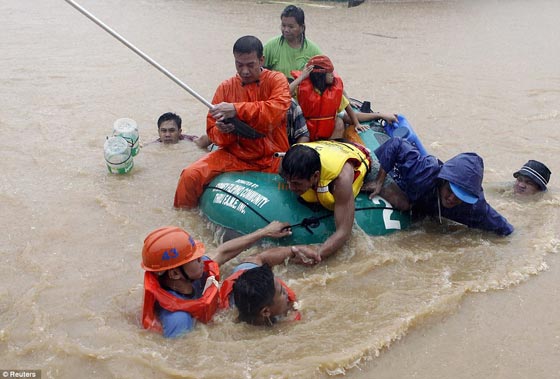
[287,100,309,144]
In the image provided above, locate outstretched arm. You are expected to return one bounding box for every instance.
[210,221,291,266]
[449,201,514,236]
[374,112,398,124]
[243,245,321,267]
[317,163,356,259]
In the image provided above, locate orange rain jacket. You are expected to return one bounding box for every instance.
[174,70,291,208]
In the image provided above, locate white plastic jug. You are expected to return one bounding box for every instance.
[104,136,134,174]
[113,118,139,156]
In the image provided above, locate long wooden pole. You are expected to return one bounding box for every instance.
[64,0,214,109]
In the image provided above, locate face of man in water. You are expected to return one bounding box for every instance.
[234,52,264,85]
[158,120,182,144]
[513,175,541,195]
[266,278,292,320]
[439,181,463,209]
[181,257,204,281]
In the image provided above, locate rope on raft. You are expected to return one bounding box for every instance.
[204,185,402,235]
[205,185,272,224]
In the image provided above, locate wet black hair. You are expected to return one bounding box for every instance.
[309,71,329,93]
[157,112,182,130]
[280,144,321,180]
[233,265,275,325]
[280,5,307,48]
[233,35,264,59]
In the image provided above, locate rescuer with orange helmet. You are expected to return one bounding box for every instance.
[140,221,319,337]
[141,226,220,338]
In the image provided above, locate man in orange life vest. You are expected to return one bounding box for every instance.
[174,35,291,208]
[141,221,319,337]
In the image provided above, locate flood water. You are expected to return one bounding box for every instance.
[1,0,559,378]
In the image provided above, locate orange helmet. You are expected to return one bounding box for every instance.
[141,226,205,272]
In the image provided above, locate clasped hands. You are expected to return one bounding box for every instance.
[210,102,237,133]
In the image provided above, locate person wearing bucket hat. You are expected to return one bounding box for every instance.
[289,55,369,141]
[368,137,514,236]
[141,221,318,337]
[513,160,551,195]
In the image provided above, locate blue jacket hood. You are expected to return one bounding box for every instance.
[437,152,484,198]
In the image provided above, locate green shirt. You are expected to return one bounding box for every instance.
[263,35,322,80]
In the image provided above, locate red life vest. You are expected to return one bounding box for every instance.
[219,269,301,321]
[292,70,344,141]
[142,259,220,333]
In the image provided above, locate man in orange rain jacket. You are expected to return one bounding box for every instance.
[174,35,291,208]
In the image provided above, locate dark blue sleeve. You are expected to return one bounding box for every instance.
[443,200,514,236]
[375,137,440,202]
[375,137,418,173]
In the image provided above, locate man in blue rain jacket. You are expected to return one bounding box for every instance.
[366,137,513,236]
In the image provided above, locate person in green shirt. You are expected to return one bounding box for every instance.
[264,5,322,81]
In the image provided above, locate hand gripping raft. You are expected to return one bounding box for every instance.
[64,0,264,139]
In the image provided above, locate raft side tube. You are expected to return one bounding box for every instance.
[199,168,411,245]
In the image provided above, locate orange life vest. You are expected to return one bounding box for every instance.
[292,70,344,141]
[219,269,301,321]
[142,259,220,333]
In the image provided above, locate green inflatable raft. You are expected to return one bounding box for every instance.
[199,118,420,245]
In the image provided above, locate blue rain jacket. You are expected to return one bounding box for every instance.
[375,138,513,236]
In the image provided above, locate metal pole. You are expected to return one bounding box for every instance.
[64,0,214,109]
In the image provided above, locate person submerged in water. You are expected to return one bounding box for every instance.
[156,112,201,144]
[218,244,319,326]
[140,221,319,338]
[512,160,551,196]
